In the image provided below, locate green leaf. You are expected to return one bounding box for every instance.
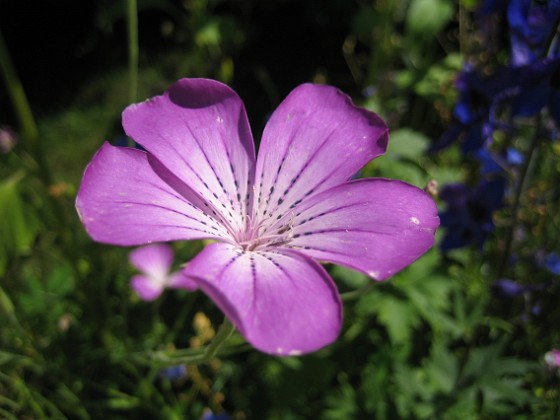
[415,53,462,100]
[331,265,369,289]
[424,341,458,394]
[0,351,34,368]
[406,0,454,38]
[364,128,433,187]
[375,296,418,344]
[479,377,535,411]
[0,173,37,275]
[323,382,358,419]
[46,263,75,296]
[387,128,431,160]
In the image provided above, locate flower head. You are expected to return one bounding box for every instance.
[129,243,195,301]
[76,79,439,355]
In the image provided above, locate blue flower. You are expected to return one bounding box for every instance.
[430,64,530,154]
[509,57,560,121]
[478,0,560,65]
[543,252,560,275]
[431,58,560,153]
[507,0,560,65]
[201,412,231,420]
[507,147,524,165]
[492,278,546,297]
[429,67,496,154]
[439,177,506,250]
[478,0,509,16]
[158,364,187,381]
[475,147,524,175]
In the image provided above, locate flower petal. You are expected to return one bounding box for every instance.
[131,274,165,301]
[129,244,174,278]
[168,271,198,291]
[253,84,388,222]
[183,243,342,355]
[122,78,256,234]
[76,142,231,245]
[287,179,439,280]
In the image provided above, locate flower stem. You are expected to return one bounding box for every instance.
[0,29,38,148]
[201,318,235,362]
[126,0,138,104]
[0,28,83,281]
[498,115,542,278]
[0,28,50,183]
[132,318,239,367]
[341,282,374,301]
[126,0,139,147]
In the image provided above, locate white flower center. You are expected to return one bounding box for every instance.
[233,213,295,252]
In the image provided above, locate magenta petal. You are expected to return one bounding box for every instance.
[183,243,342,355]
[122,78,256,232]
[289,179,439,280]
[168,271,198,291]
[129,244,173,278]
[253,83,388,221]
[131,274,164,301]
[76,142,230,245]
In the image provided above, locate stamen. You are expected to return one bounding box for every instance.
[233,210,295,251]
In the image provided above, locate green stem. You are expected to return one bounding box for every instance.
[126,0,139,104]
[498,115,542,278]
[126,0,139,147]
[0,28,83,282]
[340,282,374,302]
[0,28,52,186]
[0,29,38,148]
[201,318,235,362]
[133,318,239,367]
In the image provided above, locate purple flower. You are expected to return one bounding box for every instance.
[129,244,195,301]
[76,78,439,355]
[439,178,506,251]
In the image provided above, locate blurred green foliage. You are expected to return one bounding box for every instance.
[1,0,559,418]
